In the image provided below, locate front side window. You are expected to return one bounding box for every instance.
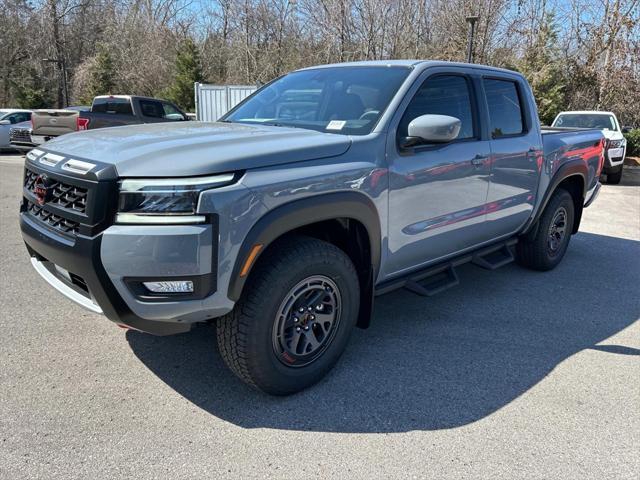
[223,66,411,135]
[484,79,525,138]
[398,75,476,140]
[162,102,185,120]
[15,112,31,123]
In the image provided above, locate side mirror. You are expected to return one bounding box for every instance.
[404,114,461,147]
[0,119,10,125]
[621,126,632,133]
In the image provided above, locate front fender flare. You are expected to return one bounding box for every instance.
[227,191,382,302]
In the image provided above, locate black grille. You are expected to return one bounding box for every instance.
[24,168,88,213]
[22,162,116,237]
[26,200,80,234]
[10,127,31,143]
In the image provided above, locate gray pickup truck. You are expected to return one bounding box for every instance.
[20,61,604,395]
[30,95,188,145]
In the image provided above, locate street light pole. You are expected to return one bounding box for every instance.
[43,57,68,107]
[466,15,479,63]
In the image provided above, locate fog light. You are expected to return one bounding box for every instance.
[143,281,194,293]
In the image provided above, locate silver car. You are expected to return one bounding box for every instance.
[0,109,32,151]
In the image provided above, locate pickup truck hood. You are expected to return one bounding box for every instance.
[601,129,623,141]
[42,122,352,177]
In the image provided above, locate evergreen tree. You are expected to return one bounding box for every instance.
[516,14,567,125]
[15,68,50,108]
[165,38,203,112]
[83,44,116,102]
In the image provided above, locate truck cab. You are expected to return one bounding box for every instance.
[19,61,604,395]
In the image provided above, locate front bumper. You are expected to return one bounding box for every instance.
[19,147,265,335]
[604,145,625,169]
[11,142,35,153]
[21,213,195,335]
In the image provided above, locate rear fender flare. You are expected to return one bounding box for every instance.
[523,160,587,236]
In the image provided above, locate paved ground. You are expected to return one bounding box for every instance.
[1,152,638,479]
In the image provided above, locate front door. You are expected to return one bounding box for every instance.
[385,71,491,277]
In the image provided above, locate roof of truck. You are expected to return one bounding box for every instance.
[296,60,520,75]
[0,108,31,114]
[556,110,617,116]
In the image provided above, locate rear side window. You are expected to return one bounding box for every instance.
[92,98,133,115]
[139,100,164,118]
[483,79,524,137]
[398,75,476,140]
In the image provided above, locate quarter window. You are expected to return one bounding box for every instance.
[483,79,525,138]
[398,75,476,141]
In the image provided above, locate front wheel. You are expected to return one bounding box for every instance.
[216,235,360,395]
[516,188,575,271]
[606,166,623,185]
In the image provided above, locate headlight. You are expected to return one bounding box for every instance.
[608,139,626,148]
[116,173,236,224]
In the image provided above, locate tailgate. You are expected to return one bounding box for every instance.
[31,110,79,137]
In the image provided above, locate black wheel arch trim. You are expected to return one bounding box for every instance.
[523,160,587,237]
[227,191,382,318]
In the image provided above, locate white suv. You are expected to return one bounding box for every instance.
[552,111,628,184]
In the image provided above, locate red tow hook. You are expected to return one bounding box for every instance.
[116,323,142,333]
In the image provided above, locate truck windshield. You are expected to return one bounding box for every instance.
[554,113,617,131]
[222,66,411,135]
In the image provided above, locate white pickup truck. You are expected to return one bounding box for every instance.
[552,111,628,184]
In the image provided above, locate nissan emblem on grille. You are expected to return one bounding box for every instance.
[33,174,54,206]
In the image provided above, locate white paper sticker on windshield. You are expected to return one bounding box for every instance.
[326,120,346,131]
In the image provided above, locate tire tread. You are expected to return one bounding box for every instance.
[216,235,358,393]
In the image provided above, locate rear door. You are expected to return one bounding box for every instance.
[385,68,492,276]
[482,76,541,235]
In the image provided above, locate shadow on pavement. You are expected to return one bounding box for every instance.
[127,232,640,432]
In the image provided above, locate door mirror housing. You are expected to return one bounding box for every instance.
[403,114,461,147]
[0,119,10,125]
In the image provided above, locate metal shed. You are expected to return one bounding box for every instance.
[194,83,257,121]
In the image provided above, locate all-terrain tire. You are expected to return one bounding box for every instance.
[216,235,360,395]
[606,166,623,185]
[516,188,575,271]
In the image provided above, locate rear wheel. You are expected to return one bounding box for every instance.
[606,166,623,185]
[516,188,575,271]
[216,235,360,395]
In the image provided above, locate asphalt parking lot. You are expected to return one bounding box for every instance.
[1,152,638,479]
